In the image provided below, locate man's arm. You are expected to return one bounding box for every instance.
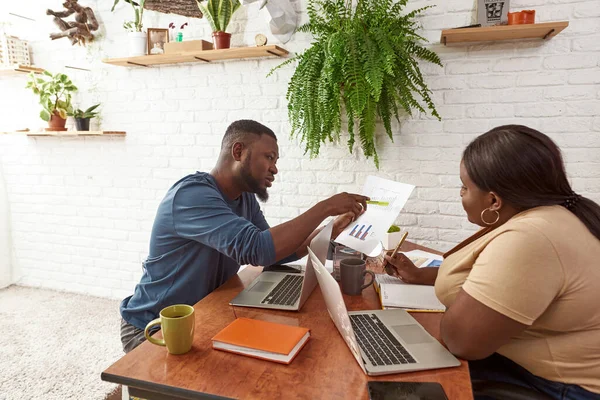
[174,182,367,266]
[173,182,279,266]
[281,212,355,260]
[269,193,368,262]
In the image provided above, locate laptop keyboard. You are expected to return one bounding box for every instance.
[349,314,417,366]
[261,275,303,306]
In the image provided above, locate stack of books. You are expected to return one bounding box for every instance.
[212,317,311,364]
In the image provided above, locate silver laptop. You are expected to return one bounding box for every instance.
[230,220,333,311]
[307,247,460,375]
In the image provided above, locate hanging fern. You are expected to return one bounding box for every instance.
[271,0,442,168]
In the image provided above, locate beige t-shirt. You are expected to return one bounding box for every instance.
[435,205,600,394]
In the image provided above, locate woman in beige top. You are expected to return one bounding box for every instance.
[385,125,600,398]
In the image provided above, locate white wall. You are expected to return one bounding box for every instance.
[0,0,598,298]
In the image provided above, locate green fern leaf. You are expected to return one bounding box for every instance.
[271,0,442,167]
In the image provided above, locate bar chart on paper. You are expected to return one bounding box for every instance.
[335,176,415,255]
[348,224,373,241]
[347,201,392,240]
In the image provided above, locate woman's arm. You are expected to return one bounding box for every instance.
[440,229,563,359]
[441,289,527,360]
[383,253,438,285]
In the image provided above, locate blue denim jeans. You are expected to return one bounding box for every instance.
[470,353,600,400]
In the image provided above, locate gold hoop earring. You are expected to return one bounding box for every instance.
[481,207,500,225]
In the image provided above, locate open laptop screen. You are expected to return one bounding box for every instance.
[307,247,367,374]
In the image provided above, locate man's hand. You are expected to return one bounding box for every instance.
[269,192,367,262]
[332,210,364,238]
[321,192,369,218]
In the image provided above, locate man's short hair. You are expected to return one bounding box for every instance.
[220,120,277,154]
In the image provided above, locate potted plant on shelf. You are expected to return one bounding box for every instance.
[270,0,442,168]
[383,225,403,251]
[196,0,241,49]
[25,71,77,132]
[68,104,100,131]
[111,0,147,56]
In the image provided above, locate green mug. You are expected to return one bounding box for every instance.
[145,304,195,355]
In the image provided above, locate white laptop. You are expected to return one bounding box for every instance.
[307,247,460,375]
[229,220,333,311]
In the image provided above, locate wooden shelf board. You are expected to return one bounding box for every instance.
[102,45,289,67]
[0,65,45,75]
[441,21,569,45]
[25,131,126,137]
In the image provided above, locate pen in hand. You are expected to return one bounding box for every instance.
[382,231,408,276]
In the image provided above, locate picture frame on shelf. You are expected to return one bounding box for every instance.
[477,0,510,26]
[147,28,169,55]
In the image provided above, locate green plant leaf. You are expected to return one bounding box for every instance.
[270,0,442,167]
[197,2,217,32]
[25,70,78,123]
[84,104,100,114]
[197,0,241,33]
[387,225,400,233]
[56,109,68,119]
[217,0,232,33]
[40,110,51,122]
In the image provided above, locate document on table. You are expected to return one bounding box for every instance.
[402,250,444,268]
[375,274,446,311]
[334,176,415,255]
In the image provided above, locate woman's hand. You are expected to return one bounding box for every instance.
[383,253,438,285]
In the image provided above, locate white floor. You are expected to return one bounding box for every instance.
[0,286,123,400]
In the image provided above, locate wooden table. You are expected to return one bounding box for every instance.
[102,243,473,400]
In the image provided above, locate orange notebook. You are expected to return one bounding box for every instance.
[211,318,311,365]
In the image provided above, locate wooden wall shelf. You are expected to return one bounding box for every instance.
[441,21,569,45]
[25,131,126,137]
[0,65,45,75]
[102,45,289,68]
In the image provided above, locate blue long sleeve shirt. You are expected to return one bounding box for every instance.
[120,172,290,329]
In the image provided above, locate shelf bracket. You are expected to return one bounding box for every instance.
[267,50,281,57]
[126,61,150,67]
[442,35,447,46]
[543,29,555,40]
[194,56,210,62]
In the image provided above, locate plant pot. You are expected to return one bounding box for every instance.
[521,10,536,24]
[507,10,536,25]
[74,117,91,131]
[128,31,147,56]
[212,31,231,50]
[383,231,404,251]
[46,111,67,131]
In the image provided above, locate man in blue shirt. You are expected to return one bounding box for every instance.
[120,120,368,352]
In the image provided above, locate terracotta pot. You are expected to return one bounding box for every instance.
[521,10,535,24]
[46,111,67,131]
[507,12,520,25]
[212,31,231,50]
[507,10,535,25]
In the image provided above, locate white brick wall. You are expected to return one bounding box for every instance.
[0,0,598,299]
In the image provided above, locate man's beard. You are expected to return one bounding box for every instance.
[240,158,269,203]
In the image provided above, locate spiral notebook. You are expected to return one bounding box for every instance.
[374,274,445,312]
